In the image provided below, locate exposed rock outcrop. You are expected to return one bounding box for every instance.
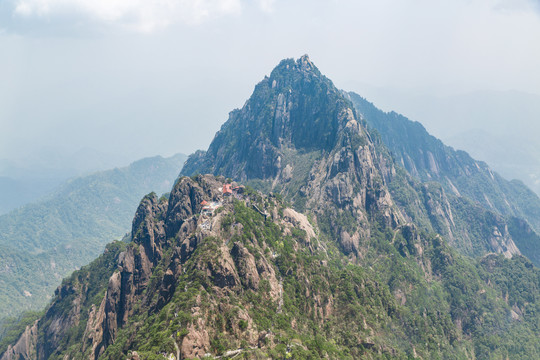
[0,321,38,360]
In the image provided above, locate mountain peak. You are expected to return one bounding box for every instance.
[267,55,323,87]
[299,53,310,61]
[298,53,314,71]
[182,56,357,181]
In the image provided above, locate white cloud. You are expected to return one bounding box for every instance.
[259,0,275,13]
[493,0,540,12]
[12,0,243,32]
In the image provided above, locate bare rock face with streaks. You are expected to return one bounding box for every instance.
[80,177,227,359]
[0,321,38,360]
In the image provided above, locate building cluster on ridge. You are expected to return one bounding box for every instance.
[198,182,246,230]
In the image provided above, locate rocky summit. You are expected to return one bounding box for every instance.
[1,56,540,359]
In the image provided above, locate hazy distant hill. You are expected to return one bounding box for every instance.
[0,154,186,320]
[0,147,134,215]
[446,129,540,196]
[0,176,62,215]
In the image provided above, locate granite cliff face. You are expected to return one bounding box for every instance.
[0,321,38,360]
[348,92,540,264]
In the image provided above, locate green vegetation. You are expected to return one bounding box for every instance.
[2,176,539,359]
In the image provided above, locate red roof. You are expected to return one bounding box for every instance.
[201,200,209,206]
[223,184,233,194]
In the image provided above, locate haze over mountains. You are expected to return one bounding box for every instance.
[0,147,135,215]
[2,56,538,359]
[1,0,539,356]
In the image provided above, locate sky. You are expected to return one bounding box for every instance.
[1,0,540,172]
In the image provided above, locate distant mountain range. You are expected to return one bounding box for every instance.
[0,154,186,321]
[2,56,539,359]
[0,176,61,215]
[346,86,540,196]
[447,128,540,196]
[0,147,135,215]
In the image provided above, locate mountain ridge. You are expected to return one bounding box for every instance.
[347,92,540,265]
